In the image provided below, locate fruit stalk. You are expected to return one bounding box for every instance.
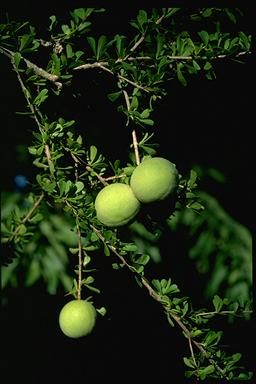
[76,218,83,300]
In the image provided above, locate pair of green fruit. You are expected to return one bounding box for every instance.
[95,157,179,227]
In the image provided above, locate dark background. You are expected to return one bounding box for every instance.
[1,3,255,382]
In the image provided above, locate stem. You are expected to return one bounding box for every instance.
[8,192,44,242]
[76,219,83,300]
[132,130,140,166]
[122,90,140,166]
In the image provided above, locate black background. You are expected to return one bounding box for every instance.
[1,3,255,382]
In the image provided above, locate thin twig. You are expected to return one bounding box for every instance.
[129,11,166,53]
[76,219,83,300]
[122,89,140,166]
[195,310,253,317]
[74,61,150,93]
[132,130,140,166]
[7,192,44,242]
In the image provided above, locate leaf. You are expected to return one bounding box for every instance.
[96,307,107,316]
[213,294,223,312]
[73,8,86,20]
[66,43,73,58]
[137,9,147,26]
[183,357,196,369]
[48,15,56,31]
[33,89,48,107]
[225,8,237,24]
[140,109,150,119]
[198,30,209,45]
[29,213,43,224]
[19,34,31,51]
[96,35,107,60]
[135,254,150,265]
[14,52,22,68]
[61,24,70,35]
[87,36,96,55]
[122,243,138,252]
[139,118,154,126]
[176,63,187,86]
[75,181,84,194]
[107,91,122,102]
[89,145,97,162]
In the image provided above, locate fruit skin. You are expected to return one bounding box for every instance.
[95,183,140,227]
[59,300,97,338]
[130,157,179,203]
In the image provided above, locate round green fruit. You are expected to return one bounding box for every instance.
[130,157,179,203]
[95,183,140,227]
[59,300,96,338]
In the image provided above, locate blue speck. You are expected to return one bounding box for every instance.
[14,175,28,188]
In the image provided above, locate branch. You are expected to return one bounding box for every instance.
[195,310,253,318]
[74,62,150,93]
[0,45,62,89]
[13,63,55,174]
[167,50,251,61]
[7,192,45,242]
[90,225,229,378]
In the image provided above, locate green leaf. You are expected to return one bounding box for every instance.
[14,52,22,68]
[96,35,107,60]
[137,9,147,26]
[33,89,49,107]
[90,145,97,162]
[73,8,86,20]
[19,34,31,51]
[225,8,236,24]
[204,61,212,71]
[66,43,73,58]
[176,63,187,86]
[135,254,150,265]
[213,294,223,312]
[61,24,70,35]
[107,91,122,102]
[139,118,154,126]
[75,181,84,194]
[96,307,107,316]
[140,109,150,119]
[103,242,110,256]
[183,357,196,369]
[29,213,43,224]
[48,15,56,31]
[198,30,209,45]
[87,36,96,55]
[122,243,138,252]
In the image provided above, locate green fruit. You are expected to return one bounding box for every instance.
[59,300,96,338]
[130,157,179,203]
[95,183,140,227]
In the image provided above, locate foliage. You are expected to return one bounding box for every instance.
[0,7,253,380]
